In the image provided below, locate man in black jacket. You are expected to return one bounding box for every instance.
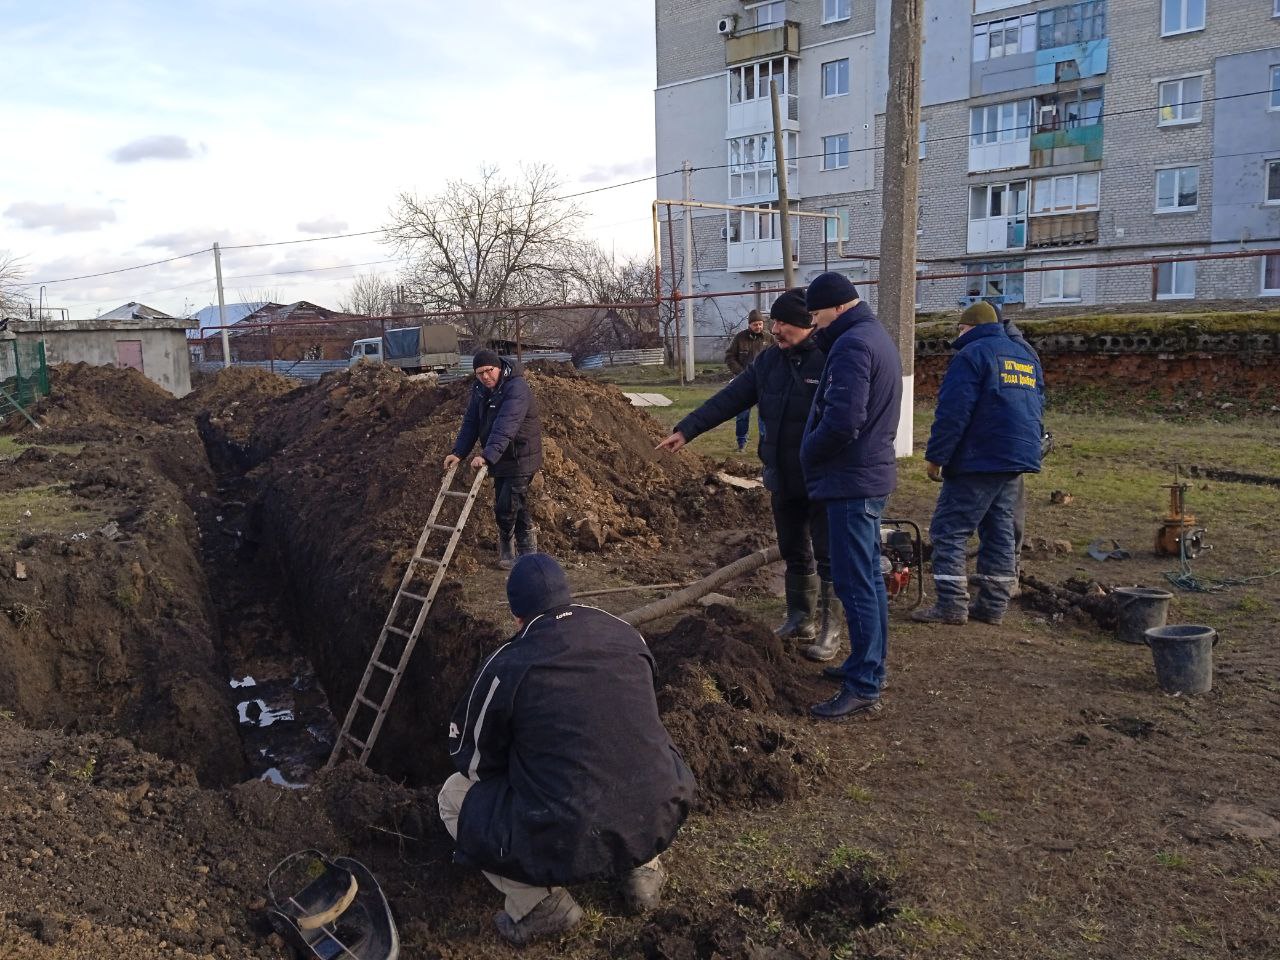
[657,290,842,658]
[444,349,543,569]
[439,554,696,946]
[725,309,773,451]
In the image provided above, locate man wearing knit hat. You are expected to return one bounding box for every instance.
[800,272,902,721]
[439,553,696,946]
[913,300,1043,626]
[657,290,842,656]
[724,308,774,451]
[444,349,543,569]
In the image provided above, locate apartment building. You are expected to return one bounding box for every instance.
[654,0,1280,352]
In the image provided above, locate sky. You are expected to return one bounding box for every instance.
[0,0,663,321]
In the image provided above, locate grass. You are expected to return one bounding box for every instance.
[0,484,110,548]
[0,437,84,459]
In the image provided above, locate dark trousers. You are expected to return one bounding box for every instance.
[929,473,1020,615]
[771,492,830,581]
[735,408,752,447]
[1012,474,1026,556]
[493,474,533,542]
[827,496,889,700]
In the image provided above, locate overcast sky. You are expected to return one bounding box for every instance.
[1,0,661,320]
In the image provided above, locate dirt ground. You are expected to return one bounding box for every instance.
[1,362,1278,959]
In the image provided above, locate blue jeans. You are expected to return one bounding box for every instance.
[735,408,752,448]
[827,496,889,700]
[929,473,1020,615]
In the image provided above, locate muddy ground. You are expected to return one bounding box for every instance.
[1,362,1277,959]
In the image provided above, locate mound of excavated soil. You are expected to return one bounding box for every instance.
[7,363,181,437]
[185,367,302,458]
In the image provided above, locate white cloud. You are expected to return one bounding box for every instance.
[4,202,117,233]
[110,135,201,163]
[297,217,350,235]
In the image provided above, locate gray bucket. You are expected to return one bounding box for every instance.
[1145,624,1218,695]
[1113,586,1173,644]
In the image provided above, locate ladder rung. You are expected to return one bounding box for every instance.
[428,523,457,533]
[371,660,397,674]
[386,625,413,639]
[356,694,381,710]
[400,591,428,603]
[444,490,468,498]
[412,556,441,567]
[342,733,367,751]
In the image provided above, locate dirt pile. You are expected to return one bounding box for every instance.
[6,363,181,438]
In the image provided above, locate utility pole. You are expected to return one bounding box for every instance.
[770,80,795,288]
[213,242,230,367]
[877,0,924,458]
[682,161,695,384]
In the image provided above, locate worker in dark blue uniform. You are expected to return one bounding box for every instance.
[914,301,1044,625]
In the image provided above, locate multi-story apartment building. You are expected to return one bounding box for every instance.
[654,0,1280,354]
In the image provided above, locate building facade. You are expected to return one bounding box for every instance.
[655,0,1280,355]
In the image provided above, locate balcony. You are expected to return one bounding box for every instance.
[1029,211,1099,248]
[727,95,799,138]
[970,138,1031,174]
[726,21,800,66]
[968,215,1027,254]
[1031,123,1102,167]
[1033,38,1108,85]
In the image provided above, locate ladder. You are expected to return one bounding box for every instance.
[326,462,488,769]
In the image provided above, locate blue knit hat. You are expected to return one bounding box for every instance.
[506,553,573,619]
[805,272,858,311]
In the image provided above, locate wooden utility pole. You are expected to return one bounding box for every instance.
[770,80,795,288]
[877,0,924,457]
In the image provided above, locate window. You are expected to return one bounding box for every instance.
[751,1,786,29]
[969,100,1032,145]
[823,0,851,23]
[1267,160,1280,204]
[822,59,849,97]
[965,260,1025,303]
[972,13,1036,61]
[919,121,927,159]
[728,58,794,104]
[1156,258,1196,299]
[1161,0,1204,35]
[1031,172,1100,214]
[1271,66,1280,109]
[1037,1,1107,49]
[969,181,1029,249]
[1036,88,1103,131]
[728,132,798,199]
[1155,166,1198,212]
[1041,259,1083,302]
[821,206,850,243]
[1263,254,1280,295]
[1158,76,1203,125]
[822,134,850,170]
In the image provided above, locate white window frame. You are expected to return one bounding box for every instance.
[1156,75,1203,126]
[1155,256,1196,300]
[969,100,1032,146]
[821,205,850,243]
[1271,65,1280,110]
[822,0,851,24]
[1155,165,1199,213]
[1262,254,1280,295]
[1266,159,1280,205]
[1274,0,1280,17]
[972,13,1037,62]
[821,58,850,98]
[1161,0,1205,37]
[822,133,850,171]
[1031,172,1100,215]
[1040,259,1084,303]
[748,1,787,30]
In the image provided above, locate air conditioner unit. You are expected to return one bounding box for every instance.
[720,225,731,239]
[717,15,737,35]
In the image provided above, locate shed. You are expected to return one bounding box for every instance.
[10,302,198,397]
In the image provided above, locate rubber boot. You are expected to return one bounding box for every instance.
[802,580,844,662]
[516,526,538,557]
[775,572,818,641]
[497,533,516,570]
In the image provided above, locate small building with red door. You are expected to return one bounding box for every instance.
[9,302,198,396]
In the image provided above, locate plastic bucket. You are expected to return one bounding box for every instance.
[1145,624,1218,695]
[1113,586,1173,644]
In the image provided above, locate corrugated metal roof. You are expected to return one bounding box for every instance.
[98,301,176,322]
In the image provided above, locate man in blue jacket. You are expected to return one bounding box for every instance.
[657,290,841,656]
[801,272,903,721]
[438,554,696,946]
[914,301,1044,625]
[444,349,544,569]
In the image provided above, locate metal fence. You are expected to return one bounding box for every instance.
[0,338,50,412]
[579,348,667,370]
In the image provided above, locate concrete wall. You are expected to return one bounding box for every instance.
[25,327,194,397]
[1211,46,1280,249]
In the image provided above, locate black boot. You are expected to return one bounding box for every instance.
[802,580,844,662]
[775,572,818,641]
[497,532,516,570]
[516,526,538,556]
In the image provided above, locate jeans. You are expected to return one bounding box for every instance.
[735,408,752,448]
[493,474,534,542]
[771,492,830,581]
[929,473,1020,615]
[826,496,888,699]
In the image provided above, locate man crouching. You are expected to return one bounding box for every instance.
[438,554,697,946]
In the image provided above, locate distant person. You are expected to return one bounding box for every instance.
[724,309,773,452]
[439,554,696,946]
[801,273,902,721]
[657,290,842,656]
[444,349,543,569]
[914,301,1044,626]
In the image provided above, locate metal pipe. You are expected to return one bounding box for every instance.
[620,546,781,627]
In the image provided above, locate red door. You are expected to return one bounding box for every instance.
[115,340,144,373]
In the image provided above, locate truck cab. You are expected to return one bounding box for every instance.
[349,338,383,364]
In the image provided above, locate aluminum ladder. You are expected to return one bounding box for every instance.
[326,462,488,769]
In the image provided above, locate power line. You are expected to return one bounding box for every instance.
[24,248,213,288]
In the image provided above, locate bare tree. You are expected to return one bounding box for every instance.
[0,252,30,318]
[338,272,397,317]
[534,244,661,358]
[383,164,584,346]
[234,287,282,308]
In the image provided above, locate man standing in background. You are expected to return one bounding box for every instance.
[724,309,773,452]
